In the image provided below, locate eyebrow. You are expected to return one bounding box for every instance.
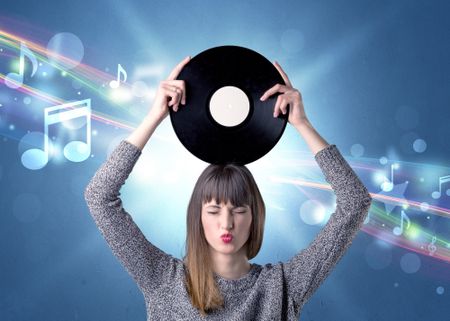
[206,205,247,209]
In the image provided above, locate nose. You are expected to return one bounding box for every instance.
[221,211,234,230]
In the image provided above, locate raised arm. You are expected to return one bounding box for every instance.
[84,56,191,296]
[281,140,372,312]
[261,61,372,313]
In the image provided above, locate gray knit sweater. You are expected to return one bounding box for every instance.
[84,140,372,321]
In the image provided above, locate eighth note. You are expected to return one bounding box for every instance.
[109,63,127,88]
[21,99,91,170]
[5,42,38,89]
[431,174,450,199]
[382,163,399,192]
[393,210,411,236]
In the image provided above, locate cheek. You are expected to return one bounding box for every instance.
[201,215,214,237]
[238,215,252,231]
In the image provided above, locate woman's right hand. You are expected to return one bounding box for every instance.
[146,55,191,124]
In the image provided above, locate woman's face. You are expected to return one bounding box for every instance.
[201,199,252,257]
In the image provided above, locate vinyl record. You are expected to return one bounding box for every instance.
[170,45,288,165]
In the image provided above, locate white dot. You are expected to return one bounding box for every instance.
[436,286,444,295]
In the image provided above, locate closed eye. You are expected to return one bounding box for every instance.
[207,211,247,214]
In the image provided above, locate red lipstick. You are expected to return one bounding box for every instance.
[220,233,233,243]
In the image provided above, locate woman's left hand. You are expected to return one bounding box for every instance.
[260,61,309,128]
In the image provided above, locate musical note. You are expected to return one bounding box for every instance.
[393,210,411,236]
[109,63,127,88]
[5,42,38,89]
[428,236,437,256]
[21,99,91,170]
[431,175,450,199]
[381,163,398,192]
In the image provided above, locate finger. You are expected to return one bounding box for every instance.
[273,61,292,87]
[173,87,183,110]
[279,98,288,115]
[273,95,283,117]
[163,85,181,110]
[166,80,186,105]
[260,83,288,101]
[167,56,191,81]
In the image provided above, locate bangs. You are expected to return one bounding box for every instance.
[200,167,251,207]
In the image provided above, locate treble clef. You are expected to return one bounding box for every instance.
[428,235,437,256]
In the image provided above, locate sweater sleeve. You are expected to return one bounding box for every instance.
[84,139,178,296]
[282,144,372,311]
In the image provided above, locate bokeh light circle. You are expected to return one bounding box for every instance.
[413,138,427,153]
[379,156,388,165]
[350,143,365,158]
[399,252,421,274]
[420,202,429,212]
[299,199,326,225]
[23,96,32,105]
[46,32,84,70]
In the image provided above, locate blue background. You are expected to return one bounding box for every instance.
[1,0,449,320]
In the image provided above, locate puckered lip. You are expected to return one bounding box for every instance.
[220,233,233,238]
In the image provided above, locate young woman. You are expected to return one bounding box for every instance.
[84,56,372,320]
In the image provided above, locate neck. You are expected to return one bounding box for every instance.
[210,247,251,280]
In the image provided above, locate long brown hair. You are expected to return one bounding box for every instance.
[183,163,266,316]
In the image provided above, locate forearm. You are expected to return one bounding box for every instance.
[294,119,329,156]
[125,115,161,152]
